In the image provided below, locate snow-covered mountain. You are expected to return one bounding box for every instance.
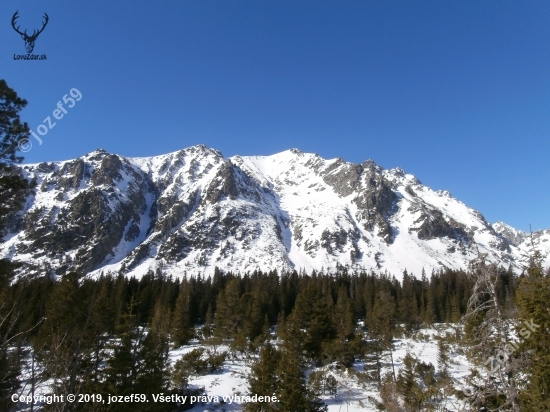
[492,220,550,264]
[2,145,548,279]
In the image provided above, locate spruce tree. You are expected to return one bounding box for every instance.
[290,283,335,362]
[516,246,550,411]
[276,347,327,412]
[244,285,269,347]
[214,278,243,342]
[376,372,400,411]
[136,329,170,399]
[331,286,356,367]
[151,280,172,338]
[244,343,280,412]
[104,303,142,411]
[399,270,419,329]
[104,299,170,411]
[202,302,215,340]
[367,291,396,385]
[172,279,194,347]
[34,272,107,405]
[397,352,422,411]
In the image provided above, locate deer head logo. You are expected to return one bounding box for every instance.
[11,11,49,54]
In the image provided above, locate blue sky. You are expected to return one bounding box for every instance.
[2,0,549,231]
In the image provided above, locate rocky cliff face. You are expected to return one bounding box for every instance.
[492,221,550,264]
[2,145,548,279]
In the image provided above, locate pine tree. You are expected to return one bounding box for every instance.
[171,279,194,347]
[244,343,280,412]
[290,283,335,362]
[136,328,170,399]
[437,339,450,375]
[375,372,400,412]
[433,339,455,410]
[104,299,170,411]
[367,290,396,386]
[103,303,141,410]
[397,352,422,411]
[0,80,34,409]
[152,301,168,335]
[214,278,242,342]
[35,272,107,403]
[331,286,356,367]
[276,347,327,412]
[0,278,29,410]
[202,302,214,339]
[399,270,419,329]
[463,254,522,412]
[0,79,33,234]
[424,279,436,324]
[395,352,442,411]
[515,244,550,411]
[450,296,461,323]
[244,285,269,347]
[78,278,113,397]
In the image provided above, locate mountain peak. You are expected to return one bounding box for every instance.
[493,221,527,246]
[3,145,549,278]
[85,148,108,157]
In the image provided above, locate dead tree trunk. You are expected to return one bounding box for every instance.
[463,253,522,412]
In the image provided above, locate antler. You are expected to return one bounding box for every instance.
[31,13,49,38]
[11,11,49,39]
[11,11,27,36]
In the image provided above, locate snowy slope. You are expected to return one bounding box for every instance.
[13,325,476,411]
[171,326,473,412]
[1,145,548,279]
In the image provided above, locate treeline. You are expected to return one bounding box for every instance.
[0,265,518,411]
[5,266,516,340]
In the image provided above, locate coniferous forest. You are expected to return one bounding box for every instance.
[2,81,550,412]
[0,262,537,411]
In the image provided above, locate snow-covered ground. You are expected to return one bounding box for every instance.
[171,325,473,412]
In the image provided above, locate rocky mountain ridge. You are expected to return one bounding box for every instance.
[2,145,548,279]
